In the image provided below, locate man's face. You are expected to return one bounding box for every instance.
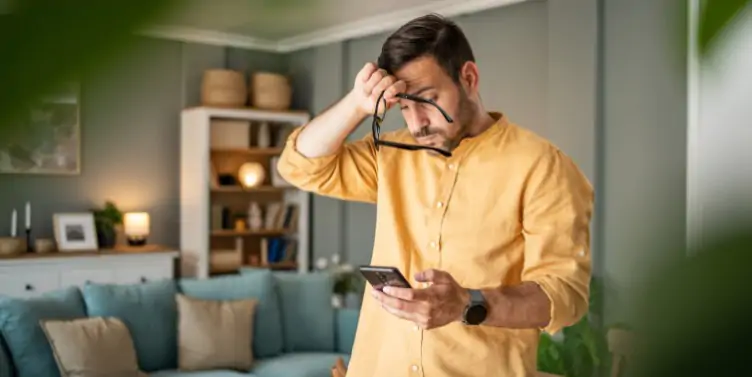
[393,56,475,153]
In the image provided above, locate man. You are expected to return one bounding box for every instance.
[277,13,593,377]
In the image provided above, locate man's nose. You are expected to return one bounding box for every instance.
[405,107,430,133]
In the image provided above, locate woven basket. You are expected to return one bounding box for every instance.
[201,69,247,107]
[250,72,292,110]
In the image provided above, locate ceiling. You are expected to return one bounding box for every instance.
[141,0,528,52]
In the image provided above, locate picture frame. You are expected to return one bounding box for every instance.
[52,213,98,251]
[0,81,81,175]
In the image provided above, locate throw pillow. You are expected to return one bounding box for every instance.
[176,293,257,371]
[40,317,145,377]
[81,280,178,372]
[0,287,87,377]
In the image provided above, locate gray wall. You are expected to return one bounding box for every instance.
[0,37,184,247]
[600,0,688,323]
[0,37,288,249]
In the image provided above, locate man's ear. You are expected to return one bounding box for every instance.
[459,61,480,95]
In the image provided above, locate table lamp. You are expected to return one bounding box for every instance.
[124,212,150,246]
[238,162,265,188]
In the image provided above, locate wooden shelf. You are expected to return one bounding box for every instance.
[211,229,292,237]
[250,261,297,270]
[211,147,283,155]
[211,185,290,193]
[181,105,310,278]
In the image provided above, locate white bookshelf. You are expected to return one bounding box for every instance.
[180,106,311,279]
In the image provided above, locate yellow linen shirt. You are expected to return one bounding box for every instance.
[276,112,594,377]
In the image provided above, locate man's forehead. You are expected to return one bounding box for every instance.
[394,56,443,93]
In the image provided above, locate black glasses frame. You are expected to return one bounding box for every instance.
[372,90,454,158]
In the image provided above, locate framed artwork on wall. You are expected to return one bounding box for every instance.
[0,81,81,174]
[53,213,98,251]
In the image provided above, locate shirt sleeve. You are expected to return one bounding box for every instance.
[275,125,378,203]
[520,146,594,335]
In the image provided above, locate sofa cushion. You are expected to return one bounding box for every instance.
[0,336,12,377]
[40,317,145,377]
[82,279,178,372]
[0,287,87,377]
[272,272,335,352]
[177,294,256,371]
[151,370,256,377]
[335,308,360,354]
[251,353,350,377]
[178,271,284,358]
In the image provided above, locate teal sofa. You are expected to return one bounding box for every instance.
[0,269,360,377]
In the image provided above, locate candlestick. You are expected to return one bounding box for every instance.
[25,201,30,230]
[26,228,32,253]
[11,209,16,238]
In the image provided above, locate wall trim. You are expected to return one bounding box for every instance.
[139,0,529,52]
[140,25,280,52]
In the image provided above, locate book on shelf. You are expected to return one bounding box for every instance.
[260,237,297,266]
[211,202,299,232]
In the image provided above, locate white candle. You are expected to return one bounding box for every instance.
[25,202,30,229]
[11,209,16,237]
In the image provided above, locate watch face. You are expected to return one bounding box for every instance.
[464,304,487,325]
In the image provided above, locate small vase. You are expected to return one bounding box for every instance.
[248,202,263,230]
[331,294,343,308]
[257,122,271,148]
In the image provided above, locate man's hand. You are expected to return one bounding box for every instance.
[371,269,470,330]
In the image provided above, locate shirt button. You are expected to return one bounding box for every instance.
[411,364,420,372]
[578,250,586,257]
[413,324,420,331]
[448,163,455,170]
[436,201,443,208]
[429,241,437,248]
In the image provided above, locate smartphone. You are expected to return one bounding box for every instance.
[359,265,412,290]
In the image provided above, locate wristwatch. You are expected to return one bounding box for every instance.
[462,289,488,325]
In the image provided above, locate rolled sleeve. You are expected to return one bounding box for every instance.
[520,147,594,335]
[276,125,378,203]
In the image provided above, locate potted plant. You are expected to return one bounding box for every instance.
[91,200,123,249]
[316,254,366,308]
[536,278,626,377]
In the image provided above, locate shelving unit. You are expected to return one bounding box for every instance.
[180,106,311,279]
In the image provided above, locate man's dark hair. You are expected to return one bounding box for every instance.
[377,13,475,84]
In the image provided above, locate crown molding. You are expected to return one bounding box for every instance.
[140,0,529,53]
[275,0,529,52]
[139,25,281,52]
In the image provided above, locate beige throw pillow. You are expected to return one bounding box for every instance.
[176,293,257,371]
[40,317,146,377]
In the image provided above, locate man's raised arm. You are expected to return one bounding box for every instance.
[276,62,405,203]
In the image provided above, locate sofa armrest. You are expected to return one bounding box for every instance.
[0,336,13,377]
[335,308,360,354]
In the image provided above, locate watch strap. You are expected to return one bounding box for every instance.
[468,289,485,304]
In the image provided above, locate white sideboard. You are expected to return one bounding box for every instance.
[0,245,179,298]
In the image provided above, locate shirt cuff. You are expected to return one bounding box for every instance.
[528,275,589,335]
[277,125,338,176]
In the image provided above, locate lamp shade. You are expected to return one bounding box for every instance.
[124,212,150,237]
[238,162,265,188]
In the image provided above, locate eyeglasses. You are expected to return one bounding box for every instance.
[372,90,454,158]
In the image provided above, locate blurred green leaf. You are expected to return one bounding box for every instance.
[0,0,178,141]
[698,0,751,55]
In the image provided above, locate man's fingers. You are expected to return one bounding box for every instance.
[384,80,406,102]
[356,62,377,84]
[363,68,387,94]
[372,75,396,98]
[383,286,429,302]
